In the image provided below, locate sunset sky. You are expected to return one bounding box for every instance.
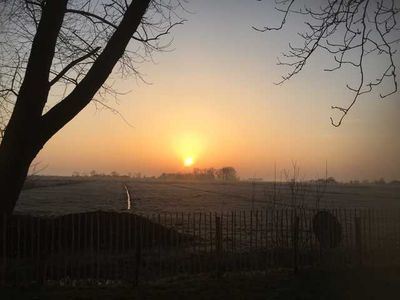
[40,0,400,181]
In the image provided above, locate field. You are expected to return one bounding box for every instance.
[16,177,400,216]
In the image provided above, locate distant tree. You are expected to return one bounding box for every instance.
[193,168,216,180]
[256,0,399,126]
[0,0,183,214]
[374,177,386,185]
[158,168,217,181]
[205,168,216,180]
[110,171,119,177]
[326,177,337,184]
[316,177,337,184]
[216,167,239,181]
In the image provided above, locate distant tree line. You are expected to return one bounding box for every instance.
[159,167,239,181]
[348,178,400,185]
[311,177,338,184]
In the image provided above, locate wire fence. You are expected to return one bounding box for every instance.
[1,208,400,286]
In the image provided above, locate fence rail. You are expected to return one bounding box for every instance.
[1,209,400,285]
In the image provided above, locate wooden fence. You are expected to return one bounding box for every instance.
[1,209,400,285]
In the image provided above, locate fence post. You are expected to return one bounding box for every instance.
[264,209,269,277]
[36,217,42,284]
[293,215,300,274]
[215,215,222,277]
[1,214,6,285]
[134,217,142,286]
[355,217,362,266]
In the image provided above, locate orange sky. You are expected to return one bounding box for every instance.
[38,0,400,181]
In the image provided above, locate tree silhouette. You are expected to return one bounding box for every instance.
[216,167,238,181]
[255,0,399,126]
[0,0,184,214]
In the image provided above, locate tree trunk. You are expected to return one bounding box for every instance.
[0,0,68,215]
[0,124,41,215]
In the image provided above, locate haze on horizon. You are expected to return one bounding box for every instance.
[38,0,400,182]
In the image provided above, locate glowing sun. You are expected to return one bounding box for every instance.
[183,157,194,167]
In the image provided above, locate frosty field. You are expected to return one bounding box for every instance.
[15,177,400,216]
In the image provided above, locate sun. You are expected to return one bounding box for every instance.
[183,157,194,167]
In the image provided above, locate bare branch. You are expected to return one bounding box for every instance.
[0,0,185,140]
[253,0,295,32]
[49,47,101,86]
[258,0,400,126]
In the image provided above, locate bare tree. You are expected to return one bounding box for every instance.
[255,0,399,126]
[216,167,239,181]
[282,161,308,208]
[0,0,184,214]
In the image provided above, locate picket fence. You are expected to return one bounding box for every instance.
[1,208,399,285]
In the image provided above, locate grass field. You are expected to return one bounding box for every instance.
[15,177,400,216]
[1,267,399,299]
